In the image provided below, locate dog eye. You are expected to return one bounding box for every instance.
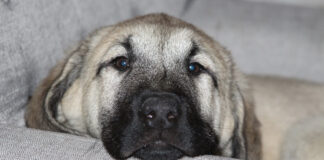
[188,62,204,75]
[113,56,129,71]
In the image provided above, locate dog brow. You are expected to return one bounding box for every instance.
[96,36,135,76]
[187,41,218,88]
[186,40,199,64]
[120,35,134,59]
[188,41,199,58]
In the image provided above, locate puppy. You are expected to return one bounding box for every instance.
[26,13,266,160]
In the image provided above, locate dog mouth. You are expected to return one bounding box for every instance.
[147,140,170,149]
[112,126,198,159]
[131,140,185,160]
[117,129,193,159]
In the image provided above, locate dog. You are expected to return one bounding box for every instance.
[25,13,264,160]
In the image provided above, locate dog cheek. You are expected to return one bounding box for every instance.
[86,69,123,137]
[82,80,101,137]
[58,79,87,133]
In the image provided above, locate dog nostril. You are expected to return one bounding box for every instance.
[146,111,155,119]
[167,112,176,121]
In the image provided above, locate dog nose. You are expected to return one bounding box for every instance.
[140,94,180,129]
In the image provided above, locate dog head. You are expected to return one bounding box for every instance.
[26,13,261,160]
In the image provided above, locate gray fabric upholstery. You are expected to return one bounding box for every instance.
[0,0,184,126]
[1,0,323,126]
[181,0,324,83]
[0,125,236,160]
[0,0,323,159]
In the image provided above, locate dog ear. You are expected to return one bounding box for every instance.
[238,80,262,160]
[25,27,112,133]
[227,67,262,160]
[25,41,88,133]
[217,48,262,159]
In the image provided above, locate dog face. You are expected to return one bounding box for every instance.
[26,14,261,160]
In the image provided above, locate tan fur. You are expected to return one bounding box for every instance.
[249,75,324,160]
[25,58,66,131]
[25,36,92,134]
[281,115,324,160]
[240,81,262,160]
[25,13,262,159]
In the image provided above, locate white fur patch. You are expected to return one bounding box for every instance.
[195,74,217,120]
[82,66,124,137]
[131,26,161,63]
[59,79,87,133]
[163,29,193,68]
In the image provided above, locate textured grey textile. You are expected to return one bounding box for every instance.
[1,0,324,126]
[1,0,323,126]
[0,125,236,160]
[181,0,324,83]
[0,0,323,159]
[0,0,188,126]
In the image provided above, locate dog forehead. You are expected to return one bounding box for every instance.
[163,28,193,65]
[130,25,194,66]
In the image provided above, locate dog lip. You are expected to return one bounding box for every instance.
[120,139,188,158]
[149,140,192,156]
[152,140,168,147]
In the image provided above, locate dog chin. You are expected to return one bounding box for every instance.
[133,140,184,160]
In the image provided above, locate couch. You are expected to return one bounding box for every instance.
[1,0,323,159]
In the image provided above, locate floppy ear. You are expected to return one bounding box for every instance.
[25,26,113,134]
[226,81,261,160]
[238,80,262,160]
[217,48,262,159]
[25,40,88,133]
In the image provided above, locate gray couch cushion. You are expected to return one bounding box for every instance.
[1,0,324,126]
[0,125,237,160]
[1,0,323,127]
[0,0,323,159]
[0,0,187,126]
